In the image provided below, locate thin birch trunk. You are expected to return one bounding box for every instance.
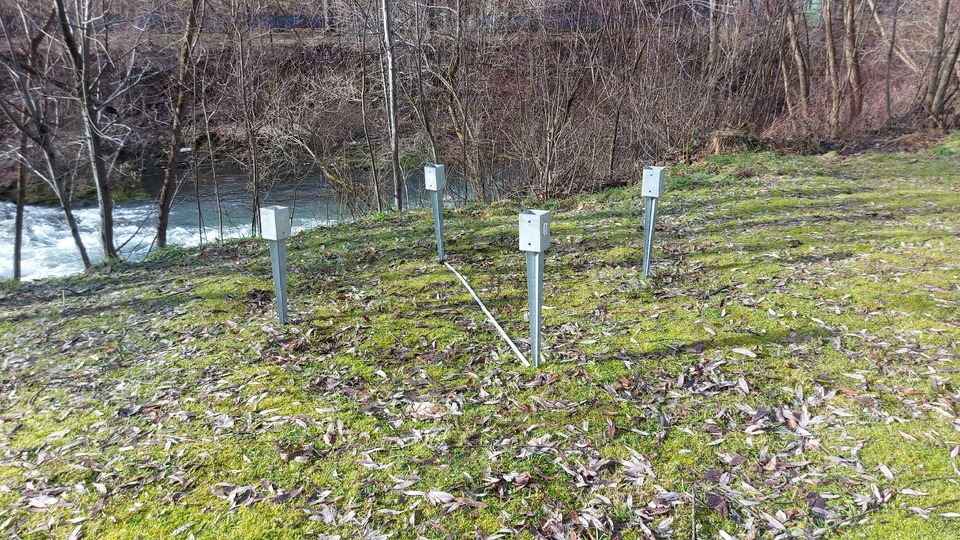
[824,0,843,136]
[380,0,402,211]
[885,0,901,120]
[924,0,950,113]
[157,0,203,248]
[14,128,27,280]
[843,0,864,123]
[786,4,810,116]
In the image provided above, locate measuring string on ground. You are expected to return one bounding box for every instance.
[424,163,548,367]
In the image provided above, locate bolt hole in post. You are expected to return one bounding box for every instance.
[261,205,291,324]
[519,209,550,367]
[641,166,666,278]
[424,163,445,262]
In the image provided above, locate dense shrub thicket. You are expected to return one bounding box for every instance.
[0,0,956,269]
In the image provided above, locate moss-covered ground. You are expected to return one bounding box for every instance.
[1,139,959,539]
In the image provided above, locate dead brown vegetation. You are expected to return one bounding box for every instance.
[1,0,960,275]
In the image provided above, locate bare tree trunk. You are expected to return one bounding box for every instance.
[380,0,402,211]
[60,194,90,268]
[607,105,622,177]
[0,6,91,269]
[885,0,901,120]
[924,0,960,124]
[708,0,720,73]
[412,1,439,163]
[608,9,646,180]
[779,48,796,117]
[13,129,27,280]
[358,26,383,213]
[82,109,117,259]
[360,59,383,212]
[54,0,118,260]
[41,151,92,268]
[786,4,810,116]
[865,0,918,74]
[233,5,262,234]
[929,28,960,124]
[824,0,843,136]
[843,0,864,124]
[0,106,92,271]
[924,0,950,113]
[431,0,486,202]
[157,0,204,248]
[199,97,224,240]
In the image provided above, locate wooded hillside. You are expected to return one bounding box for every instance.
[0,0,958,274]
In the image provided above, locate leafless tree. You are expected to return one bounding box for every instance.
[923,0,960,126]
[3,0,957,279]
[52,0,147,259]
[12,117,27,280]
[380,0,402,210]
[0,4,91,268]
[230,0,265,235]
[842,0,865,126]
[157,0,205,248]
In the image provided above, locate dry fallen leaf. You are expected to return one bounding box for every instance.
[272,486,303,504]
[425,490,455,505]
[27,495,58,508]
[211,413,234,430]
[67,525,84,540]
[408,401,445,420]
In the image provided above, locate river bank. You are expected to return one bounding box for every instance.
[0,164,456,280]
[0,167,337,280]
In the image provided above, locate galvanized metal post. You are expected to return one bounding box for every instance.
[525,251,544,366]
[520,209,550,367]
[268,240,288,324]
[641,166,666,278]
[425,164,446,262]
[260,205,291,325]
[642,197,658,278]
[430,190,444,261]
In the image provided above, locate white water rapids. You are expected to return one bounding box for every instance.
[0,178,342,280]
[0,166,456,281]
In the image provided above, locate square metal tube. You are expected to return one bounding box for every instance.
[526,251,544,367]
[268,240,288,324]
[642,196,659,278]
[430,190,444,262]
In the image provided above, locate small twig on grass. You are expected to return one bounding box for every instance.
[901,476,960,487]
[26,388,42,406]
[691,486,698,540]
[921,497,960,511]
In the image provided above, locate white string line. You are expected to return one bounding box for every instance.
[443,261,529,367]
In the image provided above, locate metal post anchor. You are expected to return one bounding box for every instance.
[268,240,288,324]
[525,251,544,367]
[519,209,550,367]
[642,196,659,278]
[641,166,666,278]
[260,205,291,325]
[424,164,446,262]
[430,189,444,262]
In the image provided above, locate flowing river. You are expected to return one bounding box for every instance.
[0,168,442,281]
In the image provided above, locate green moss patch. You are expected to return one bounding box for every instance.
[2,148,960,539]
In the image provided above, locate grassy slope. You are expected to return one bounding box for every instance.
[1,140,959,540]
